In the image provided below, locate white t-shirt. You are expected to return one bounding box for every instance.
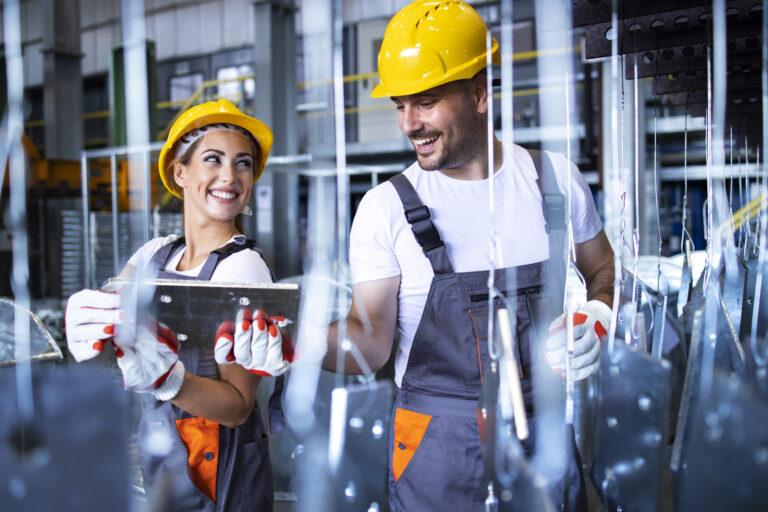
[127,234,274,283]
[349,142,603,386]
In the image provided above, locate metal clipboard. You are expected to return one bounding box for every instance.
[107,278,300,350]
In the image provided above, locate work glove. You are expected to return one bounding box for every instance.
[65,289,121,362]
[214,309,294,376]
[544,300,611,381]
[114,322,185,401]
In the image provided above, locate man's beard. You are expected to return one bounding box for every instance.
[416,109,486,171]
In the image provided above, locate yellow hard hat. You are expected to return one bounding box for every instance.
[158,98,273,199]
[371,0,500,98]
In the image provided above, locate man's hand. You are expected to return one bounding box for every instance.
[115,322,185,401]
[65,289,122,362]
[544,300,611,381]
[215,309,294,376]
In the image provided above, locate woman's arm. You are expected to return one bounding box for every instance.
[171,364,261,429]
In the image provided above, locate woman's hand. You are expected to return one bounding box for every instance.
[214,309,294,376]
[115,322,185,401]
[65,289,121,362]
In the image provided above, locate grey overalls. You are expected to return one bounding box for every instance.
[138,235,280,511]
[387,150,587,511]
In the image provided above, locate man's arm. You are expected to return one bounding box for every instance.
[574,229,615,307]
[324,275,400,374]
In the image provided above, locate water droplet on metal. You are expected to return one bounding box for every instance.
[349,417,363,431]
[644,431,662,446]
[371,419,384,439]
[501,489,513,502]
[344,481,357,501]
[609,365,620,377]
[8,477,25,500]
[177,333,188,341]
[607,417,618,428]
[239,297,250,306]
[638,395,651,411]
[367,503,380,512]
[755,447,768,465]
[160,294,172,303]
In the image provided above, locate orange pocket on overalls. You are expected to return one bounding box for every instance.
[176,417,220,501]
[392,407,432,481]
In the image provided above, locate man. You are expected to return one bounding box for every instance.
[323,1,615,511]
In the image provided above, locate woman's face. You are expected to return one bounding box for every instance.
[174,129,255,224]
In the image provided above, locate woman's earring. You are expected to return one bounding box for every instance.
[241,204,253,216]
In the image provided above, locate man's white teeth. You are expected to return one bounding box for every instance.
[414,136,438,146]
[210,190,236,199]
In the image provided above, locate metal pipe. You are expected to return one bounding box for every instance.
[606,0,622,353]
[110,154,120,276]
[5,0,34,422]
[485,29,498,362]
[80,152,91,288]
[331,0,349,383]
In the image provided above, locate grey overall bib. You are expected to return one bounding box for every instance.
[138,235,280,511]
[387,150,587,511]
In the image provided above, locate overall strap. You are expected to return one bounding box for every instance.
[388,173,454,275]
[148,236,188,273]
[525,149,567,299]
[196,236,270,281]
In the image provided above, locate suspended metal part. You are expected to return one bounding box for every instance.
[671,309,703,472]
[497,308,528,440]
[606,0,624,354]
[676,370,768,510]
[590,340,672,511]
[651,295,669,360]
[0,299,62,367]
[325,381,393,511]
[0,366,130,511]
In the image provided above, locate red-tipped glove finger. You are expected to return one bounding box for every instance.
[214,320,236,365]
[233,308,254,367]
[246,309,271,372]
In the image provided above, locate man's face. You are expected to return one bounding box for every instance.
[392,78,487,171]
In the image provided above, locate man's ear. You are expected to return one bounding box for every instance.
[470,73,489,114]
[173,161,187,190]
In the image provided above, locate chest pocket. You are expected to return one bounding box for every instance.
[466,288,543,383]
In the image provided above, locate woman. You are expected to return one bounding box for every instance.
[65,99,290,511]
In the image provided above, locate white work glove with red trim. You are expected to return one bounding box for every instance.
[65,289,121,362]
[114,322,185,401]
[214,308,294,376]
[544,300,611,381]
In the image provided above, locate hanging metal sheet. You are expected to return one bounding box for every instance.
[676,371,768,510]
[590,341,672,511]
[0,298,62,367]
[326,380,394,511]
[0,365,130,511]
